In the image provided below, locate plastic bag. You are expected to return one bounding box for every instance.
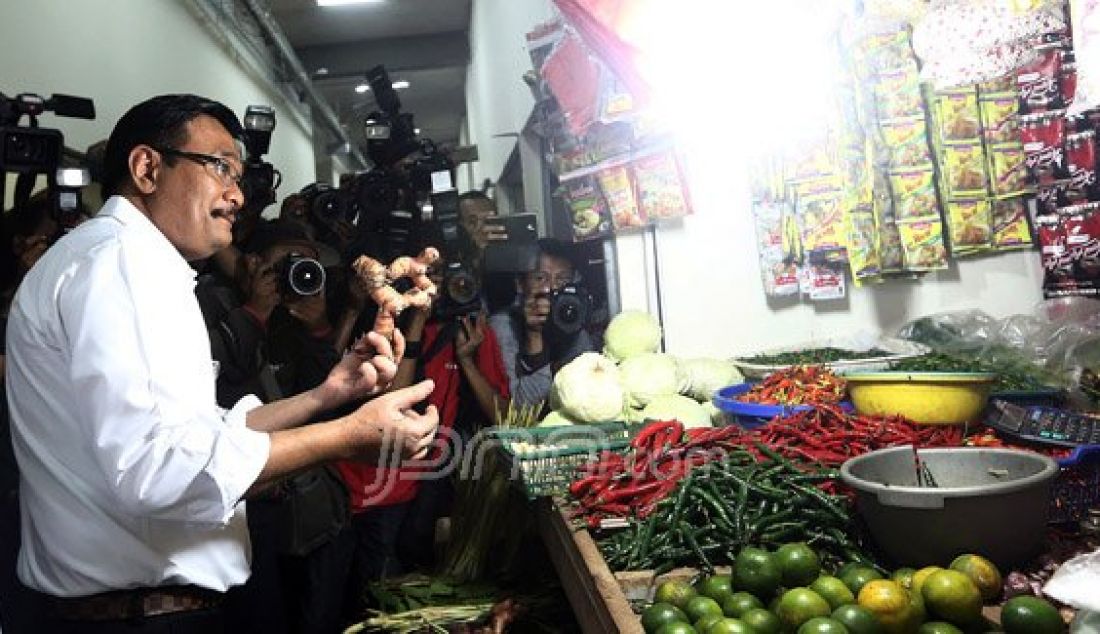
[1044,549,1100,611]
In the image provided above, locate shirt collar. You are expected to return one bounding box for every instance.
[99,195,198,284]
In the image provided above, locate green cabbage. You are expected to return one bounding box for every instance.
[553,352,626,423]
[701,402,727,427]
[640,394,713,429]
[603,311,662,362]
[537,410,576,427]
[619,352,684,408]
[679,357,743,402]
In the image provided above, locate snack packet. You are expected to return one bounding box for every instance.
[889,165,940,220]
[562,176,613,241]
[875,67,925,119]
[1017,42,1064,114]
[978,92,1020,144]
[632,151,692,220]
[596,166,646,230]
[798,190,847,255]
[1042,204,1100,297]
[1037,179,1071,214]
[946,199,993,254]
[897,218,950,270]
[1020,110,1068,184]
[936,88,981,142]
[847,206,881,279]
[802,262,847,301]
[881,117,933,167]
[987,143,1032,197]
[752,199,801,297]
[992,197,1033,249]
[943,143,990,199]
[1065,129,1098,203]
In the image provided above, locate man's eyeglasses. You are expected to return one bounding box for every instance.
[152,146,243,189]
[527,271,574,288]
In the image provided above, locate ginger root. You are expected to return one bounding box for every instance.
[351,247,440,339]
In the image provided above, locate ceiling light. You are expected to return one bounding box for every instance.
[354,84,370,94]
[315,67,329,76]
[317,0,385,7]
[414,128,421,135]
[391,80,410,90]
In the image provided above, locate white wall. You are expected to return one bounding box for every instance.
[462,0,555,193]
[0,0,316,210]
[615,161,1046,358]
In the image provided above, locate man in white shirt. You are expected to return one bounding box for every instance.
[5,94,439,634]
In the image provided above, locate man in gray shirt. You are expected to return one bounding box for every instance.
[488,239,593,408]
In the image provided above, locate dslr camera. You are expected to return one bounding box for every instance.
[276,251,325,297]
[238,105,281,216]
[544,283,593,342]
[434,259,482,321]
[0,91,95,224]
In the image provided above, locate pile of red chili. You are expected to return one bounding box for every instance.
[736,365,847,406]
[738,403,964,467]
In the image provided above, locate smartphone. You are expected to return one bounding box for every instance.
[485,213,538,243]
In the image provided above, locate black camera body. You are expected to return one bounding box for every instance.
[434,260,482,321]
[544,284,592,342]
[0,92,94,221]
[277,252,325,297]
[239,105,281,216]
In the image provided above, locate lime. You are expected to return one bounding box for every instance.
[657,622,699,634]
[776,588,833,631]
[776,543,823,587]
[695,614,724,634]
[832,604,884,634]
[685,596,725,624]
[722,592,764,618]
[909,567,944,597]
[798,616,852,634]
[657,580,700,611]
[1000,596,1066,634]
[698,575,736,602]
[918,622,964,634]
[811,575,857,610]
[920,570,982,625]
[840,566,884,596]
[706,617,756,634]
[948,554,1003,603]
[856,580,911,634]
[891,568,916,590]
[742,608,783,634]
[733,547,782,601]
[643,602,689,633]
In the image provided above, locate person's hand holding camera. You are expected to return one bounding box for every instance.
[244,262,281,322]
[522,287,552,355]
[455,312,487,361]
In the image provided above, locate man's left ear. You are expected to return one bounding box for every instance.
[127,145,160,195]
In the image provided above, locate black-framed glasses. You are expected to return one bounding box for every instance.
[152,146,243,189]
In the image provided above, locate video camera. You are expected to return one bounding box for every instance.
[0,92,95,224]
[239,105,281,216]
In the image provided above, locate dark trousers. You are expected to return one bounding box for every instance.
[1,490,46,634]
[40,608,225,634]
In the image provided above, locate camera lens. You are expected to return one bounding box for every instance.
[283,256,325,296]
[445,269,479,306]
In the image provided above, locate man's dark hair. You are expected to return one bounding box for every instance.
[457,190,491,206]
[101,94,244,197]
[537,237,579,271]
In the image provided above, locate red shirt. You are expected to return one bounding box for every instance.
[337,321,510,509]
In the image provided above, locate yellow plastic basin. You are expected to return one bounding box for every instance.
[844,372,996,425]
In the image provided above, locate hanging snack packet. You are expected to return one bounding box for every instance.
[875,68,925,120]
[890,165,940,220]
[979,92,1020,144]
[881,117,933,167]
[1038,212,1074,297]
[847,206,881,280]
[988,143,1031,197]
[979,74,1017,95]
[1017,42,1064,114]
[936,88,981,142]
[1020,111,1067,184]
[798,190,847,255]
[562,176,613,241]
[1065,130,1098,203]
[1037,179,1071,214]
[632,152,692,220]
[897,218,949,271]
[1063,60,1079,105]
[943,143,990,199]
[803,262,847,302]
[596,166,646,230]
[992,197,1033,249]
[946,199,993,254]
[752,199,801,297]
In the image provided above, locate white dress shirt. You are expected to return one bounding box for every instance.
[6,196,271,597]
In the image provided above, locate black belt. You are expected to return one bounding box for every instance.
[50,584,224,622]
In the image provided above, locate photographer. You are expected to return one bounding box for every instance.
[489,238,595,408]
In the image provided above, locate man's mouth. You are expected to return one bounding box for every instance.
[212,208,236,224]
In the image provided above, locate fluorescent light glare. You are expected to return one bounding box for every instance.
[391,80,410,90]
[354,83,370,94]
[317,0,384,6]
[414,128,421,135]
